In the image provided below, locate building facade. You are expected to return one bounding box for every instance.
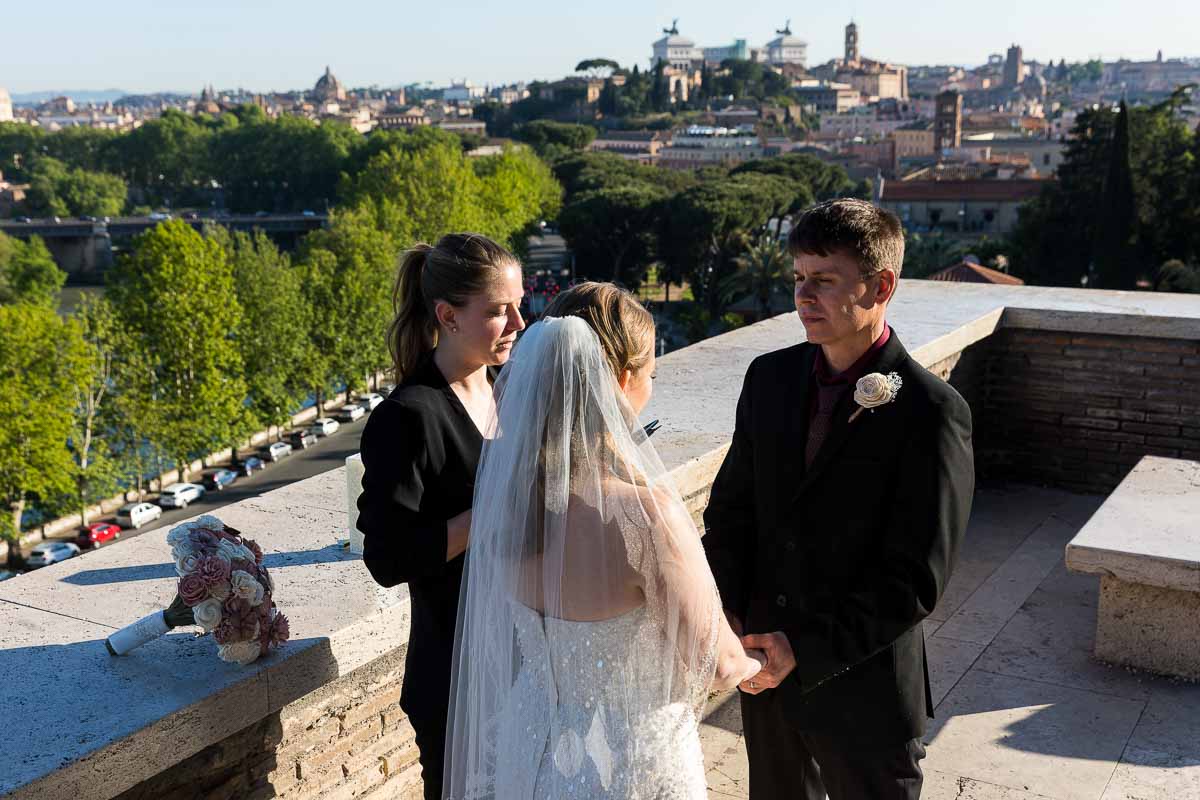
[796,81,861,113]
[658,126,763,169]
[764,24,807,67]
[880,179,1047,234]
[893,120,936,158]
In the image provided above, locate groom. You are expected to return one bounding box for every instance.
[703,199,974,799]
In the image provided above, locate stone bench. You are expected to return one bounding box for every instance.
[1065,456,1200,680]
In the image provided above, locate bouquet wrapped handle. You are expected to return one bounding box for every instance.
[105,595,195,656]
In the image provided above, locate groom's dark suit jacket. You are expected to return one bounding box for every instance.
[703,332,974,745]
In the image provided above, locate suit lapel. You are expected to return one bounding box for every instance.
[793,334,911,501]
[783,346,818,475]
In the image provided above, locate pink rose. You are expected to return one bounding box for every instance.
[259,611,290,656]
[179,573,208,606]
[196,556,231,588]
[222,596,259,640]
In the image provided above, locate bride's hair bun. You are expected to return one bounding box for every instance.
[542,282,654,378]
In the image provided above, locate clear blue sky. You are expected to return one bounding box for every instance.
[3,0,1194,94]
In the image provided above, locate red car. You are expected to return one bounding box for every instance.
[78,522,121,548]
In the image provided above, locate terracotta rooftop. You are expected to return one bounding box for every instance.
[881,179,1049,202]
[927,260,1025,285]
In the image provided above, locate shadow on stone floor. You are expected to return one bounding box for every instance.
[60,544,353,586]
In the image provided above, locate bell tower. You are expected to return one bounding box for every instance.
[845,21,860,65]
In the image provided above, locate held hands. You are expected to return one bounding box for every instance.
[738,632,796,695]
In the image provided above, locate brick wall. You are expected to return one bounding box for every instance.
[971,328,1200,494]
[116,647,422,800]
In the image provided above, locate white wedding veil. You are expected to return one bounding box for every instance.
[443,315,722,799]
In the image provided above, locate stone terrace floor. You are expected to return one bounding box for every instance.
[698,485,1200,800]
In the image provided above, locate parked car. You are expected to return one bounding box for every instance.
[157,482,205,509]
[26,541,80,568]
[334,404,365,423]
[115,502,163,529]
[287,430,317,450]
[261,441,293,462]
[15,216,32,223]
[148,211,171,221]
[234,455,265,477]
[357,393,384,411]
[309,417,340,437]
[77,522,121,549]
[203,468,238,491]
[301,209,316,216]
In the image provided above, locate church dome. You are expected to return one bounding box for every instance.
[313,66,346,102]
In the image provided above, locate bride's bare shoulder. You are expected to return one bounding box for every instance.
[602,479,694,532]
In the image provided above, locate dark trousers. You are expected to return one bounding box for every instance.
[741,691,926,800]
[410,710,447,800]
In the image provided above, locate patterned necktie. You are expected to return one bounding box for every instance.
[805,384,840,470]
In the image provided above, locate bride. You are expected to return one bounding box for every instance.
[444,282,762,799]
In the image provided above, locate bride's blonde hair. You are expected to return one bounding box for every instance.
[541,282,655,379]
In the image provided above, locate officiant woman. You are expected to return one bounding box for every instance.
[357,232,525,800]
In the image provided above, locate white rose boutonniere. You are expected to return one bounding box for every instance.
[849,372,903,423]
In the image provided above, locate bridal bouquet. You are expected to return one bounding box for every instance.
[105,515,289,665]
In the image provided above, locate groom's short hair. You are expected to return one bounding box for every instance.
[788,199,905,280]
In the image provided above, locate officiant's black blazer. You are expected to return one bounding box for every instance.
[357,358,485,724]
[703,332,974,745]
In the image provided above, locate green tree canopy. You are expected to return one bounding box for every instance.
[558,183,668,287]
[513,120,597,159]
[1009,93,1200,286]
[1154,259,1200,293]
[212,115,362,212]
[23,157,127,218]
[0,233,66,307]
[731,153,854,205]
[106,219,250,477]
[209,227,313,434]
[658,173,796,314]
[0,304,91,565]
[297,208,397,398]
[67,293,122,526]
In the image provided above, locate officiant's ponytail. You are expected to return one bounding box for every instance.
[388,233,519,382]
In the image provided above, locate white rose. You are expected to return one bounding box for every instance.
[230,570,265,606]
[853,372,902,410]
[218,538,255,565]
[218,640,262,666]
[192,598,223,632]
[175,553,200,577]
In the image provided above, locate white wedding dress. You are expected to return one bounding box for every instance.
[497,604,710,799]
[444,317,722,800]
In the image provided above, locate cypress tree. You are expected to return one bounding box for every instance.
[1093,101,1139,289]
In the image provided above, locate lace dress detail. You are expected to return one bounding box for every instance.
[500,603,709,799]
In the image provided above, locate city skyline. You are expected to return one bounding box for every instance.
[2,0,1196,95]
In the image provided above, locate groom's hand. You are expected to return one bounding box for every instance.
[738,632,796,694]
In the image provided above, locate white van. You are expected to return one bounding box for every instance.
[115,502,163,529]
